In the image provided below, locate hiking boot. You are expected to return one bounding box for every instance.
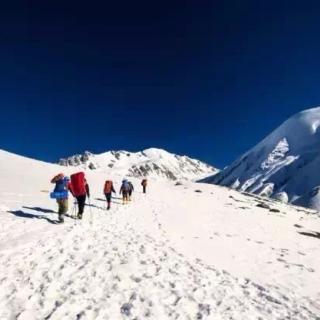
[78,213,83,219]
[58,214,64,223]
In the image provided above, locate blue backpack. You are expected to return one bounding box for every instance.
[122,180,130,191]
[50,177,69,199]
[50,190,68,200]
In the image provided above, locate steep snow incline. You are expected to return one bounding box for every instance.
[58,148,217,182]
[0,149,320,319]
[204,107,320,210]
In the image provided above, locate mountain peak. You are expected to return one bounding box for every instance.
[204,106,320,210]
[141,148,172,159]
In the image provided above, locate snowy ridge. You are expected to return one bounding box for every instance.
[58,148,217,181]
[204,107,320,211]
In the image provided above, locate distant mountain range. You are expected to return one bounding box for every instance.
[58,148,218,181]
[3,107,320,212]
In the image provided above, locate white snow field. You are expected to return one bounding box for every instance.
[0,149,320,319]
[204,106,320,211]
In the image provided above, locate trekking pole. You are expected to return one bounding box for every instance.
[88,197,93,225]
[104,197,107,211]
[73,200,77,219]
[102,194,106,211]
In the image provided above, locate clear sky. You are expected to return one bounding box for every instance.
[1,1,320,168]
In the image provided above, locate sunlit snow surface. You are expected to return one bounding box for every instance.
[0,149,319,319]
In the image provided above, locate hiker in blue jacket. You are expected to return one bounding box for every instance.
[50,173,72,222]
[119,179,130,204]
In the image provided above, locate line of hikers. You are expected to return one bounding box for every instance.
[50,172,148,223]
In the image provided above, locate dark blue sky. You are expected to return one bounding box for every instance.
[1,1,320,168]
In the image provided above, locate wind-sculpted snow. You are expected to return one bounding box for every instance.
[204,107,320,211]
[58,148,217,182]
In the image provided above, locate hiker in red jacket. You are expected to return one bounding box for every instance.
[104,180,116,210]
[70,172,90,219]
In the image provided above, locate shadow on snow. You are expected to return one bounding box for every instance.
[298,231,320,240]
[8,210,59,224]
[22,206,55,213]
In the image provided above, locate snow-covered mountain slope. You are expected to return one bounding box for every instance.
[58,148,218,181]
[1,149,320,318]
[203,107,320,211]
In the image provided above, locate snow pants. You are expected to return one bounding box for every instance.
[122,191,129,204]
[76,195,86,217]
[57,199,68,214]
[57,199,68,222]
[105,193,112,209]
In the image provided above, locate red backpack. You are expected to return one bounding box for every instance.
[70,172,86,196]
[104,180,113,193]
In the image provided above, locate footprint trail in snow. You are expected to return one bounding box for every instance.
[0,194,319,320]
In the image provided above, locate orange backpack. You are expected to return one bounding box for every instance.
[51,173,64,183]
[104,180,113,193]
